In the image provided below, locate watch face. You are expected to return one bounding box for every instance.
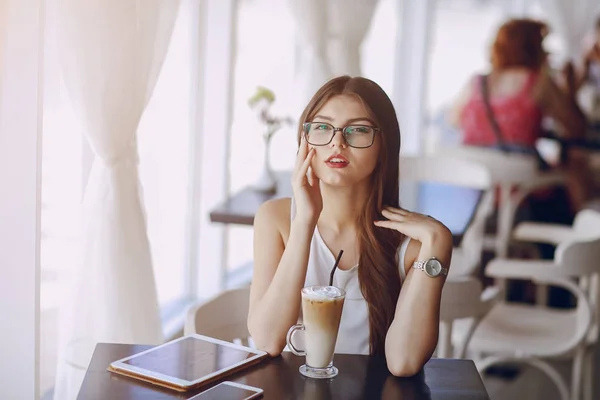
[424,259,442,277]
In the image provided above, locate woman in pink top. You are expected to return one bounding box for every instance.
[450,19,586,150]
[450,20,591,306]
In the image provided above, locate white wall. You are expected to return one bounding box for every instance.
[0,0,44,399]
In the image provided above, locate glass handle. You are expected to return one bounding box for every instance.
[286,323,306,356]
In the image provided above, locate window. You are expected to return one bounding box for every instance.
[138,8,194,309]
[362,0,398,97]
[425,0,506,150]
[226,0,298,273]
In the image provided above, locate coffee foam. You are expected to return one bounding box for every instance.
[303,286,344,301]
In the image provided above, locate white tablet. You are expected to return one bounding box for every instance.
[108,334,268,392]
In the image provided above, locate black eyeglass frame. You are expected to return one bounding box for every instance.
[302,122,380,149]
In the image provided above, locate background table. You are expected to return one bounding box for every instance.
[77,343,490,400]
[542,128,600,152]
[210,172,484,247]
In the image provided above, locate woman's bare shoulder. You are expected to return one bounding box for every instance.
[256,197,292,242]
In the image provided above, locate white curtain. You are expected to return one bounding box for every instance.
[288,0,333,107]
[288,0,380,108]
[0,0,6,105]
[541,0,600,61]
[53,1,180,399]
[328,0,379,77]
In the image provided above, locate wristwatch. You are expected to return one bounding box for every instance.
[412,257,448,278]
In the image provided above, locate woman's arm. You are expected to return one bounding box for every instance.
[384,231,452,376]
[532,68,587,138]
[573,57,591,92]
[573,45,599,92]
[247,199,315,356]
[375,209,453,377]
[249,136,322,356]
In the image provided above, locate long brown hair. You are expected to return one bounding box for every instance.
[297,76,404,356]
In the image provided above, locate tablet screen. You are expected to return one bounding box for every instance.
[118,336,261,383]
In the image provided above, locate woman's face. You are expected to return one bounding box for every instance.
[307,95,381,187]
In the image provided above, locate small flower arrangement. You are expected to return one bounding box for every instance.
[247,86,293,193]
[248,86,293,142]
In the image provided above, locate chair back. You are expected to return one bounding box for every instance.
[556,226,600,346]
[438,276,497,358]
[438,145,564,257]
[184,285,252,345]
[440,277,486,321]
[573,209,600,239]
[437,145,539,185]
[400,155,493,276]
[400,154,491,189]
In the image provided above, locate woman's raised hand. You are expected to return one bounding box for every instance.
[374,207,452,248]
[292,136,322,226]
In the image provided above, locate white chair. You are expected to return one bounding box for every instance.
[437,276,501,359]
[513,209,600,245]
[400,155,494,277]
[513,209,600,306]
[400,155,500,359]
[184,285,253,347]
[438,145,567,258]
[456,219,600,400]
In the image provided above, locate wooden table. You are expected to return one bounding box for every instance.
[78,343,490,400]
[210,172,484,247]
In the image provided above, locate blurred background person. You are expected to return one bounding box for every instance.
[568,16,600,126]
[447,18,595,307]
[448,18,589,220]
[449,18,586,151]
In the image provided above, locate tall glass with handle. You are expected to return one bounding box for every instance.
[286,285,345,379]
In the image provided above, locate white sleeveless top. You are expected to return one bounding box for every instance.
[290,200,410,355]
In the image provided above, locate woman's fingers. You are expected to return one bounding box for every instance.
[309,167,321,195]
[382,207,434,221]
[294,135,308,172]
[373,220,403,230]
[384,206,408,215]
[381,208,407,221]
[307,166,315,187]
[295,148,315,185]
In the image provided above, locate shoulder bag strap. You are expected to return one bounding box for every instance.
[480,74,550,170]
[480,74,508,152]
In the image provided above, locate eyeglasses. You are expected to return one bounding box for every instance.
[302,122,379,149]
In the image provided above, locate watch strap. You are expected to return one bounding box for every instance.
[412,258,448,276]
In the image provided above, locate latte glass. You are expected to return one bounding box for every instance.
[286,285,345,379]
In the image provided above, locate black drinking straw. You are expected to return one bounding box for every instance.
[329,250,344,287]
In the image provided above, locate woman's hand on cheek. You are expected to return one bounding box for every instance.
[374,207,452,247]
[292,137,323,226]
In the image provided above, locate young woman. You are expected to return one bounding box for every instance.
[449,18,586,146]
[247,76,453,377]
[450,18,592,229]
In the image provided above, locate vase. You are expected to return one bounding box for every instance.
[253,135,277,193]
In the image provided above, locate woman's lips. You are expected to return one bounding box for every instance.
[325,155,349,168]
